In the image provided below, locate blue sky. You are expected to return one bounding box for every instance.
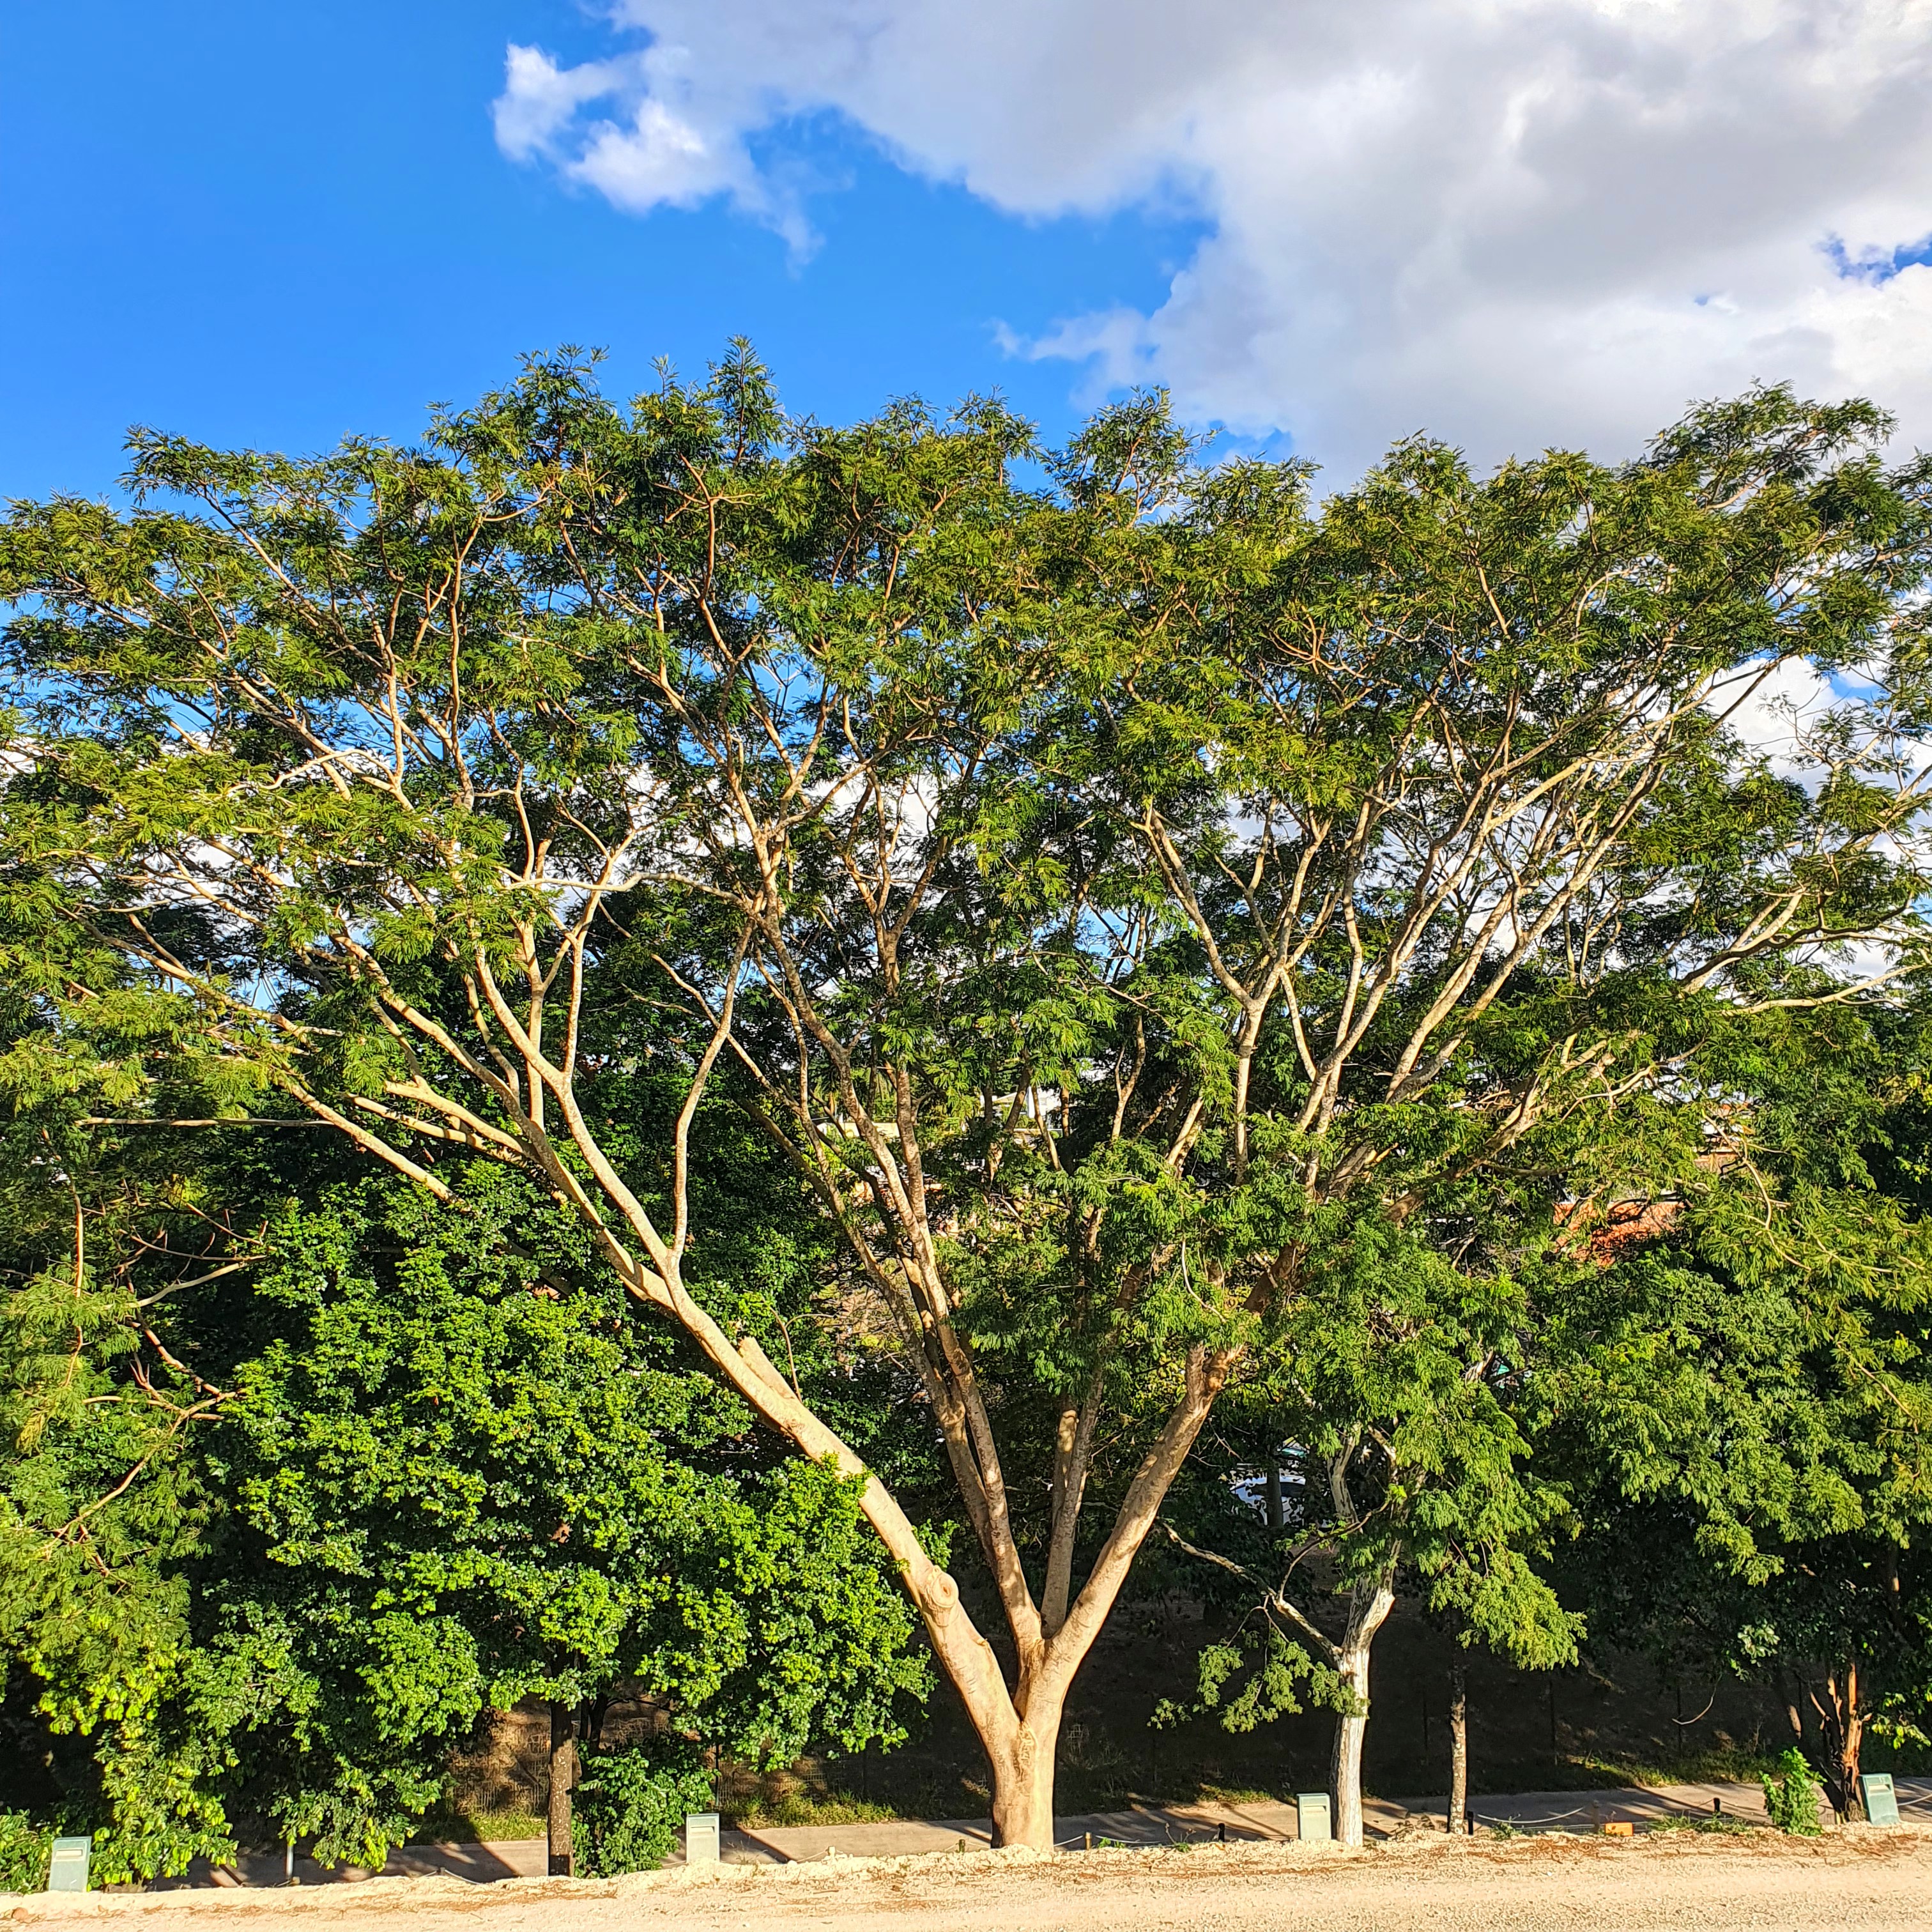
[4,1,1929,502]
[0,0,1201,502]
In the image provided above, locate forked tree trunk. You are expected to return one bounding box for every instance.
[1447,1660,1468,1836]
[1329,1569,1398,1848]
[986,1694,1066,1850]
[445,963,1236,1860]
[689,1323,1234,1851]
[547,1699,577,1876]
[1779,1660,1865,1821]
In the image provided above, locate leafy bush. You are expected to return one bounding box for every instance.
[1761,1749,1823,1836]
[0,1816,50,1893]
[572,1748,714,1877]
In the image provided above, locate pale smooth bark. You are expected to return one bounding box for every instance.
[986,1692,1066,1850]
[1165,1449,1405,1850]
[1328,1571,1398,1848]
[1042,1377,1102,1639]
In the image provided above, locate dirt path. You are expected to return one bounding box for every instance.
[19,1829,1932,1932]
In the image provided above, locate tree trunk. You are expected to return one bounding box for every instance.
[1819,1660,1865,1822]
[668,1295,1234,1851]
[1332,1659,1371,1847]
[1832,1714,1865,1824]
[1447,1659,1468,1836]
[547,1699,578,1876]
[1837,1699,1865,1822]
[924,1343,1233,1849]
[1329,1568,1398,1848]
[986,1694,1064,1851]
[1043,1379,1102,1637]
[1266,1460,1284,1535]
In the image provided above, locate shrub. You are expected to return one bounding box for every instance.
[0,1816,50,1893]
[1761,1749,1823,1836]
[572,1748,714,1877]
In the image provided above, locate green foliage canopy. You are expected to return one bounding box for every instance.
[3,349,1929,1841]
[0,1115,924,1874]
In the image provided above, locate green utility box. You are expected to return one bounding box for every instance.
[1296,1792,1331,1843]
[1860,1773,1901,1825]
[47,1837,92,1893]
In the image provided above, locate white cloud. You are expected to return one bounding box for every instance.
[493,0,1932,471]
[493,45,624,162]
[1721,657,1842,780]
[493,35,811,250]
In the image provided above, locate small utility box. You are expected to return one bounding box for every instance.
[1296,1792,1332,1843]
[47,1837,92,1894]
[1860,1774,1901,1826]
[684,1813,721,1866]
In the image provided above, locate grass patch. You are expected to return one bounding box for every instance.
[408,1807,546,1844]
[1564,1747,1786,1789]
[1648,1813,1758,1836]
[726,1794,901,1830]
[1483,1747,1789,1792]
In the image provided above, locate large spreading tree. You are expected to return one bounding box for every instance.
[3,349,1928,1845]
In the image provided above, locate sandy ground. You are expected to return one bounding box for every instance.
[19,1828,1932,1932]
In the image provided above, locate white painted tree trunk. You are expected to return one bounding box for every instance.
[1328,1569,1397,1848]
[1331,1652,1371,1847]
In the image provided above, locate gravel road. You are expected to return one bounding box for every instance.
[13,1828,1932,1932]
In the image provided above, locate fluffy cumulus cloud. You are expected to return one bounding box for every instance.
[494,0,1932,470]
[493,38,802,246]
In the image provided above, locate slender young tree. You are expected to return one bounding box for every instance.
[1162,1212,1582,1845]
[3,355,1927,1844]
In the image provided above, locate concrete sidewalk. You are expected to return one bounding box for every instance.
[713,1778,1932,1862]
[160,1775,1931,1885]
[1424,1778,1932,1834]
